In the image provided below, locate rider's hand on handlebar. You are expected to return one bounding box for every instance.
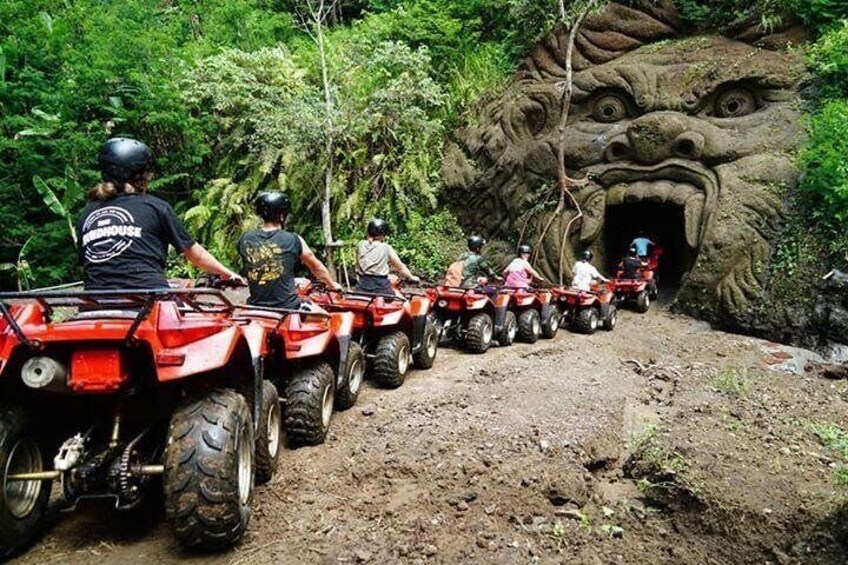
[407,275,421,285]
[223,272,248,287]
[329,281,343,291]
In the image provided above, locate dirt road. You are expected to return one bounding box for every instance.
[15,306,848,564]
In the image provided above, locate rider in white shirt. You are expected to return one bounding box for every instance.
[571,250,610,291]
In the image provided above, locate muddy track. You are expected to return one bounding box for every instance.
[15,306,848,564]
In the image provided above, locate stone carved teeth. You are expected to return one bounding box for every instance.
[605,181,704,248]
[684,192,705,249]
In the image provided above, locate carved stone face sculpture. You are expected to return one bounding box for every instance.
[443,1,807,325]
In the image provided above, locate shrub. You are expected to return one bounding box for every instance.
[797,99,848,257]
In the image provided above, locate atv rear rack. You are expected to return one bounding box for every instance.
[0,288,235,350]
[232,304,331,334]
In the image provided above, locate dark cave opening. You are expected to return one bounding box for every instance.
[602,202,697,291]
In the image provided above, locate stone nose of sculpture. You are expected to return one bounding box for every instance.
[603,112,705,164]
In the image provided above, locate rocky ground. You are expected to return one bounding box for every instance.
[14,304,848,564]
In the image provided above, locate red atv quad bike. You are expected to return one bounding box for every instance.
[551,284,618,335]
[497,287,560,344]
[193,276,359,455]
[425,283,513,352]
[611,247,663,314]
[233,302,357,455]
[0,288,264,557]
[301,282,438,389]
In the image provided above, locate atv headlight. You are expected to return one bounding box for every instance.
[21,357,67,390]
[437,299,448,308]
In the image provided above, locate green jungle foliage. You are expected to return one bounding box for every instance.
[1,0,847,288]
[0,0,517,289]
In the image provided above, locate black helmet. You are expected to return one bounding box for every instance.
[367,218,388,237]
[468,235,486,252]
[99,137,155,186]
[581,250,593,261]
[254,191,291,221]
[518,244,532,255]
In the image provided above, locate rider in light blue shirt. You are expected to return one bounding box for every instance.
[630,232,655,258]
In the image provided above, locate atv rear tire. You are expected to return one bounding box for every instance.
[603,305,617,331]
[164,389,253,550]
[284,362,335,446]
[635,291,650,313]
[373,331,410,389]
[574,308,600,334]
[517,309,542,343]
[464,313,493,353]
[498,310,517,347]
[335,342,365,410]
[0,405,50,559]
[541,307,560,339]
[413,318,439,370]
[256,381,281,485]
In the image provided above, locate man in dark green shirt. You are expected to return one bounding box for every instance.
[460,235,500,288]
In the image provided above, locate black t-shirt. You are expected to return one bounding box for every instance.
[237,229,303,309]
[622,256,644,279]
[77,193,195,290]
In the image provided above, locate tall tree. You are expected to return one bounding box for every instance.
[295,0,341,276]
[527,0,604,284]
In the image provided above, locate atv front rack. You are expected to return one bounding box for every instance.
[0,288,235,350]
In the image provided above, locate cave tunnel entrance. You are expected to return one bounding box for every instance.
[602,202,697,292]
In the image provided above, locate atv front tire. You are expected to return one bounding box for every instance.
[498,310,517,347]
[635,291,650,313]
[413,318,439,370]
[284,362,336,446]
[373,331,411,389]
[336,342,365,410]
[603,305,618,331]
[517,309,542,343]
[574,308,600,334]
[464,313,493,353]
[256,381,281,485]
[0,405,50,559]
[164,389,253,550]
[541,307,560,339]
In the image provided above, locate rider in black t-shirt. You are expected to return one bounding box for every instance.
[77,138,243,290]
[237,192,340,309]
[620,245,644,280]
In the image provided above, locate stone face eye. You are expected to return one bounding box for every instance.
[592,94,629,123]
[715,88,757,118]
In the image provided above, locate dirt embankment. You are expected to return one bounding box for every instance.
[15,307,848,564]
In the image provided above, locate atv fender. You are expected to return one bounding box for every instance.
[0,304,44,377]
[410,314,427,354]
[408,296,432,317]
[157,325,244,382]
[241,322,270,360]
[375,307,405,327]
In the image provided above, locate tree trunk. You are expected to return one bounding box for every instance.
[531,0,600,285]
[315,1,336,277]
